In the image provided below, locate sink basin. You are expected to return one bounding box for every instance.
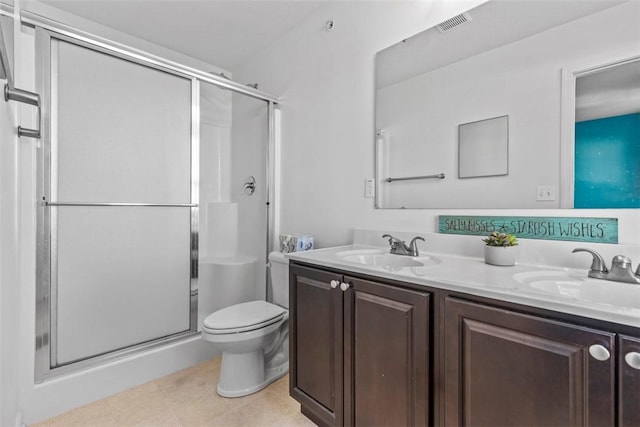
[334,249,386,258]
[335,249,439,270]
[512,270,585,299]
[512,270,640,309]
[341,254,424,267]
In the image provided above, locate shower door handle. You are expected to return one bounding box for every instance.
[43,201,198,207]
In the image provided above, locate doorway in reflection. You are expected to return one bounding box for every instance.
[574,59,640,208]
[575,113,640,208]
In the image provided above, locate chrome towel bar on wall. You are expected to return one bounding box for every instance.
[386,173,445,183]
[4,83,42,139]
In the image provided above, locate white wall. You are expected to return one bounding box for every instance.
[1,4,23,426]
[234,0,639,252]
[0,28,21,427]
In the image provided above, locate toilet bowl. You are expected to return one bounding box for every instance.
[200,252,289,397]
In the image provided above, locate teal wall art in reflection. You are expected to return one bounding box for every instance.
[574,113,640,208]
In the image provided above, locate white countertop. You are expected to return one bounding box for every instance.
[287,245,640,329]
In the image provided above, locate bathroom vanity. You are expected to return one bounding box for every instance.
[287,246,640,427]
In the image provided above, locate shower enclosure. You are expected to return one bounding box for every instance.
[32,18,277,382]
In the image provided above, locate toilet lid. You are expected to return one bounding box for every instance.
[204,300,286,334]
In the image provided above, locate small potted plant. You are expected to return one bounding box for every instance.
[482,231,518,266]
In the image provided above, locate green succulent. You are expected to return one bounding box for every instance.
[482,231,518,247]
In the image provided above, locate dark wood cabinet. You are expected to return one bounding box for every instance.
[344,276,430,427]
[444,297,616,427]
[290,265,430,427]
[289,261,638,427]
[619,335,640,427]
[289,265,344,426]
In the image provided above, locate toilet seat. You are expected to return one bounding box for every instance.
[203,300,286,334]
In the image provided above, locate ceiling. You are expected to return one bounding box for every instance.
[576,59,640,122]
[36,0,327,71]
[376,0,627,88]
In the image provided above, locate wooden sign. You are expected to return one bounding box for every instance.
[438,215,618,244]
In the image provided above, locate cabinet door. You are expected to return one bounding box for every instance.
[444,297,615,427]
[619,335,640,427]
[290,265,344,427]
[344,276,430,427]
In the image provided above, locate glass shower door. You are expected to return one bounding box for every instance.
[198,81,270,305]
[43,37,197,367]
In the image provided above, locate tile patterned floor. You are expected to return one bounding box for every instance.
[31,357,315,427]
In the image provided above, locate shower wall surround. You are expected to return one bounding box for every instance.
[199,83,237,257]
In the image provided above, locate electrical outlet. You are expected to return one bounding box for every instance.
[364,178,375,198]
[536,185,555,201]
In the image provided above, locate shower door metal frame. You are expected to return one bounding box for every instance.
[31,11,279,383]
[22,10,279,104]
[34,28,201,382]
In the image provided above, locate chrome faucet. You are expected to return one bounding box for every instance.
[572,248,640,284]
[382,234,425,256]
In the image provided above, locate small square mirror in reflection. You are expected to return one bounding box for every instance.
[458,115,509,179]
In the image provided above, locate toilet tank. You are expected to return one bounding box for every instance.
[198,255,257,330]
[268,251,289,308]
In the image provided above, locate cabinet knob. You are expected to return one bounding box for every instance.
[588,344,610,361]
[340,282,350,291]
[625,351,640,370]
[330,280,339,289]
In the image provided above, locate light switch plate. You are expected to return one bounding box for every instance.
[365,178,375,198]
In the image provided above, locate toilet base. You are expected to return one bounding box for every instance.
[217,351,289,398]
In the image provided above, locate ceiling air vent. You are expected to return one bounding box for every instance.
[436,12,472,33]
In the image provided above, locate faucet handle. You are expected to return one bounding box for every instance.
[612,255,632,270]
[382,234,395,245]
[382,234,412,255]
[382,233,398,248]
[609,255,640,284]
[572,248,608,273]
[382,233,404,245]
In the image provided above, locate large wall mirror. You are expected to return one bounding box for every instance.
[375,0,639,209]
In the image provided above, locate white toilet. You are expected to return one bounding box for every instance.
[200,251,289,397]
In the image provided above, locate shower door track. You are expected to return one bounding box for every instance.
[42,330,199,378]
[21,9,279,104]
